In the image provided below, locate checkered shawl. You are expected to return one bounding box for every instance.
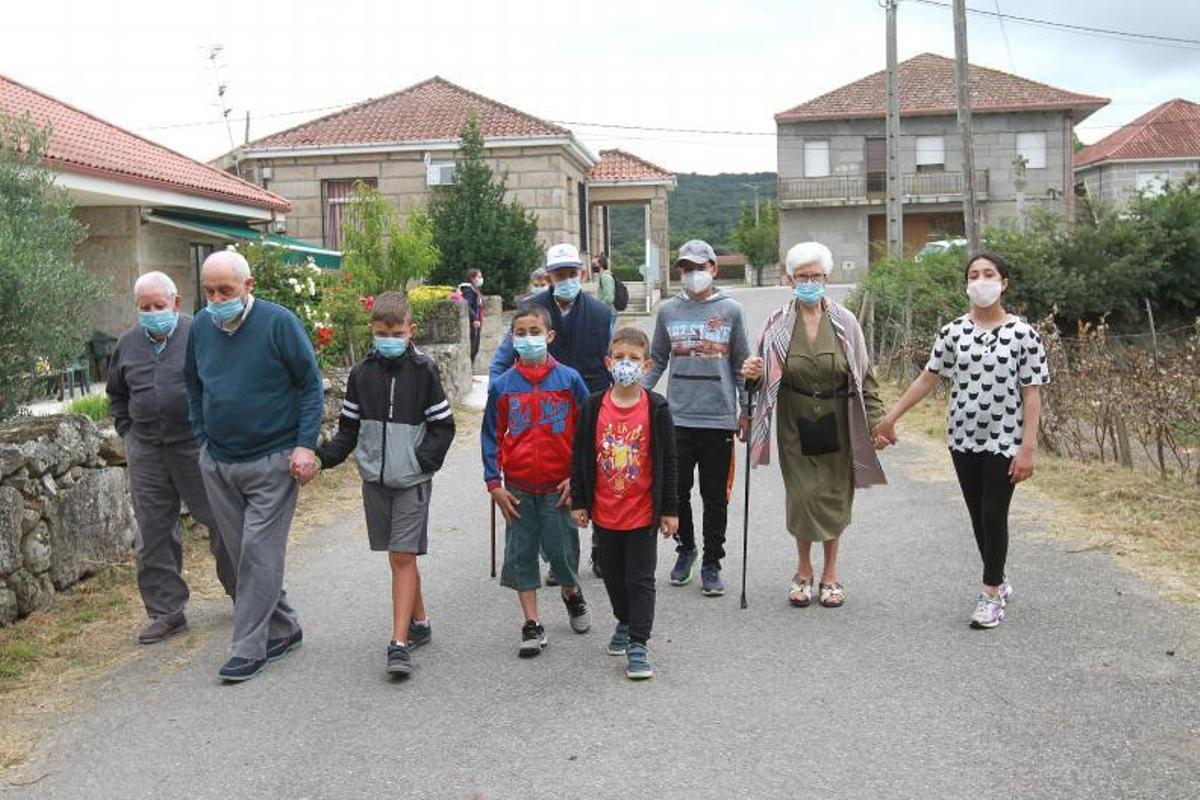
[748,299,887,488]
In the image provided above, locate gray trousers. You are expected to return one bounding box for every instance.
[126,435,237,619]
[198,447,301,661]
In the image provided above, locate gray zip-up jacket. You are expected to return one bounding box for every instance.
[642,288,750,430]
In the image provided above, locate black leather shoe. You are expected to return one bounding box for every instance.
[136,612,187,645]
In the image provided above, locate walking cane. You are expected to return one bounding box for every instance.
[740,393,754,610]
[490,499,497,579]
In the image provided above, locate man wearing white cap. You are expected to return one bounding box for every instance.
[642,239,750,597]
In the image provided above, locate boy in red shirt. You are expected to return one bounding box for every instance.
[571,327,678,679]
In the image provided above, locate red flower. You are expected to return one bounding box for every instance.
[314,326,334,349]
[359,295,375,312]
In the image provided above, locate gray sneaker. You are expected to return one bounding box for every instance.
[626,642,653,680]
[387,642,413,676]
[970,594,1005,629]
[670,549,698,586]
[519,620,548,658]
[407,619,432,649]
[607,623,630,656]
[700,565,725,597]
[564,590,591,633]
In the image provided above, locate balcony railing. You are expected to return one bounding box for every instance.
[779,169,989,205]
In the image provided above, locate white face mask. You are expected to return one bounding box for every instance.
[474,276,484,288]
[681,269,713,295]
[966,279,1004,308]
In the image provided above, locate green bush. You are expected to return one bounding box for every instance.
[65,393,109,421]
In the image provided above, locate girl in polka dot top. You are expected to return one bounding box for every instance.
[872,253,1049,630]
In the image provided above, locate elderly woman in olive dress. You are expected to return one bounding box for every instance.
[742,242,887,608]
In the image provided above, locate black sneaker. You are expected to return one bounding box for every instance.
[591,548,604,580]
[387,641,413,676]
[545,566,561,587]
[519,620,547,658]
[407,620,432,649]
[218,656,267,683]
[670,548,698,586]
[265,628,303,662]
[563,590,592,633]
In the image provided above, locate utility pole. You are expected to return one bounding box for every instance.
[885,0,904,259]
[953,0,981,253]
[741,182,761,224]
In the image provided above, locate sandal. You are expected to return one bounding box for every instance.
[788,575,814,608]
[819,582,845,608]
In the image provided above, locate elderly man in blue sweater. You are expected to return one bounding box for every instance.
[185,249,324,683]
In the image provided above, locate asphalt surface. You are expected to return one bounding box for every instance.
[8,287,1198,799]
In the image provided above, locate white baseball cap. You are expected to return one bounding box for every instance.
[676,239,716,267]
[545,243,583,271]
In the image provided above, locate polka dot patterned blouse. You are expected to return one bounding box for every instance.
[925,315,1050,458]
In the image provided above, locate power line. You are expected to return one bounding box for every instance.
[907,0,1200,50]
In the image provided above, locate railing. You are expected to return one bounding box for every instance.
[779,169,989,204]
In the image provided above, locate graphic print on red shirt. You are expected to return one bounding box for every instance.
[592,389,654,531]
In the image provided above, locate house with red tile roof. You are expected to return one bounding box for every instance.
[584,150,675,292]
[1075,99,1200,207]
[0,73,336,335]
[224,77,614,261]
[775,53,1108,282]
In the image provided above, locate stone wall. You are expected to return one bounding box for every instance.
[0,415,134,626]
[414,299,471,406]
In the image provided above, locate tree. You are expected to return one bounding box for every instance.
[340,182,439,297]
[427,113,541,305]
[0,114,107,418]
[731,200,779,286]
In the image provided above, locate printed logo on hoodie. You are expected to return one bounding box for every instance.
[666,314,733,360]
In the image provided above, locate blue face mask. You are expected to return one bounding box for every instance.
[553,277,582,302]
[207,296,245,323]
[793,281,826,306]
[513,334,548,362]
[374,336,409,358]
[138,309,177,336]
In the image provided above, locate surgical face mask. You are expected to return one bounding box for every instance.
[207,296,245,323]
[967,279,1004,308]
[793,281,826,306]
[553,277,582,302]
[681,269,713,295]
[513,334,548,361]
[374,336,409,358]
[610,358,643,387]
[474,276,484,288]
[138,309,177,336]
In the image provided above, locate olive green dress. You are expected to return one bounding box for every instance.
[777,312,884,542]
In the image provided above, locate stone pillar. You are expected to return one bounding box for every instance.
[648,190,671,298]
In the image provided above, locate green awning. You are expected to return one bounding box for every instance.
[148,211,342,269]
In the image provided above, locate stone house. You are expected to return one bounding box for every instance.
[0,74,337,337]
[1075,98,1200,208]
[774,53,1108,283]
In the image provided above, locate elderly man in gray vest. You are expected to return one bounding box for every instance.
[106,271,237,645]
[186,249,324,683]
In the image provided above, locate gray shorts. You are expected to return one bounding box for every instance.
[362,480,432,554]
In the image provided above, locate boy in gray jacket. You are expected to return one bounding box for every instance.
[642,240,750,596]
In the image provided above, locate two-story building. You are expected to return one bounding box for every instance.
[1075,98,1200,209]
[774,53,1108,283]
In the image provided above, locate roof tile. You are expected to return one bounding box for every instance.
[586,149,674,181]
[1075,99,1200,167]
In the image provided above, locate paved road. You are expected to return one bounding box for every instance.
[9,288,1198,799]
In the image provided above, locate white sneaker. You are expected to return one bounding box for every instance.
[999,578,1014,607]
[970,594,1005,629]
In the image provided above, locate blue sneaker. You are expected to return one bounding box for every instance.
[407,619,432,649]
[700,565,725,597]
[670,549,698,586]
[607,623,630,656]
[219,656,267,683]
[626,642,653,680]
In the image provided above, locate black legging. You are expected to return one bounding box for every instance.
[950,450,1015,587]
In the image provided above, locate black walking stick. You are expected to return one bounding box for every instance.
[490,499,497,579]
[740,394,754,610]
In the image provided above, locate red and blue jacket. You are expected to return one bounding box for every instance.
[482,356,590,494]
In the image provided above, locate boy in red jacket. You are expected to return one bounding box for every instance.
[482,305,592,657]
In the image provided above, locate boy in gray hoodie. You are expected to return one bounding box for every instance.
[642,240,750,596]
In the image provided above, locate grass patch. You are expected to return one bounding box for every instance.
[64,393,109,421]
[879,379,1200,604]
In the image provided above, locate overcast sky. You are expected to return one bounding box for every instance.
[2,0,1197,174]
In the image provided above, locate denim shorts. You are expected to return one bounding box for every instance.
[500,488,579,591]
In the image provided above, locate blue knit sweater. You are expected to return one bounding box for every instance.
[184,298,324,463]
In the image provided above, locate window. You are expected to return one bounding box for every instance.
[322,178,377,250]
[804,140,830,178]
[915,136,945,172]
[1016,132,1047,169]
[425,161,456,186]
[1135,171,1168,196]
[190,243,215,313]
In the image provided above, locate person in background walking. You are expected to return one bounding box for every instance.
[459,268,485,369]
[572,327,678,680]
[642,239,750,597]
[594,254,616,312]
[315,292,455,677]
[873,252,1047,629]
[185,250,323,683]
[107,271,236,645]
[741,242,887,610]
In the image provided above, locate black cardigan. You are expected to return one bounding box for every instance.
[571,389,679,526]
